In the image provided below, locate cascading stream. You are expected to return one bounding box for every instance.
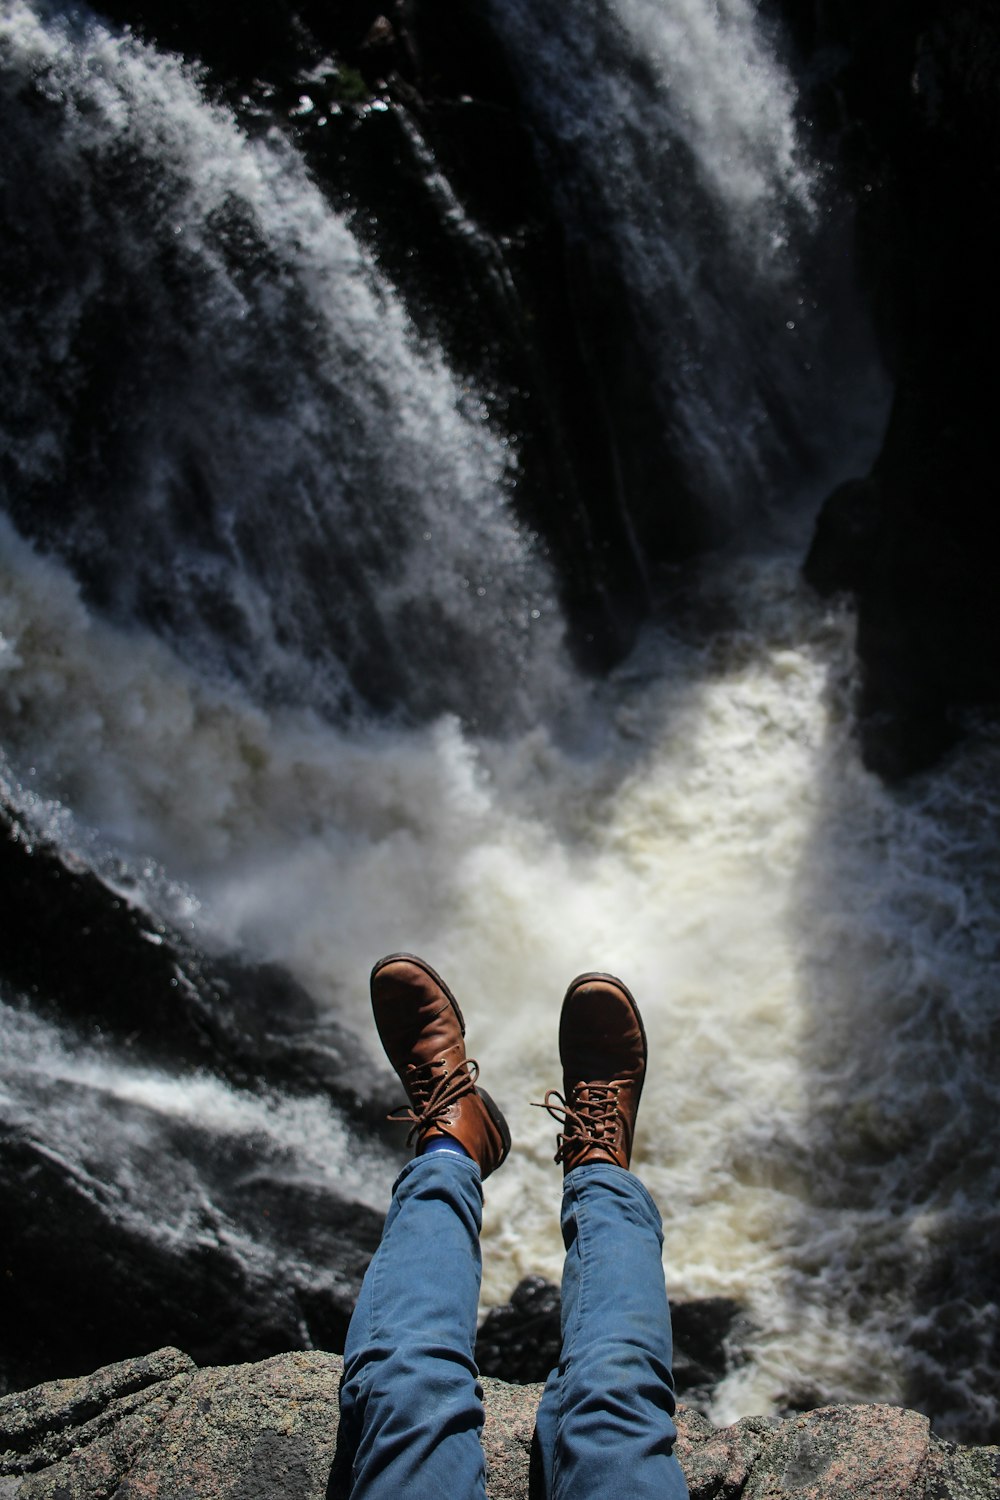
[2,0,997,1445]
[0,0,563,729]
[479,0,846,535]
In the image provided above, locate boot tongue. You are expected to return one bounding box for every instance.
[567,1041,627,1083]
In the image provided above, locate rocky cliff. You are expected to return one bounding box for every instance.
[1,1347,998,1500]
[796,0,1000,776]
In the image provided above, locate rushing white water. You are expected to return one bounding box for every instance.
[493,0,817,245]
[0,996,390,1229]
[0,0,563,727]
[479,0,850,533]
[3,516,1000,1434]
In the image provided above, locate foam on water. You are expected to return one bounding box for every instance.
[4,518,1000,1432]
[491,0,815,250]
[616,0,816,222]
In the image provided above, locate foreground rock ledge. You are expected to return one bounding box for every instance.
[1,1349,997,1499]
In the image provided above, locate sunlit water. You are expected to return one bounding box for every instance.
[3,517,999,1433]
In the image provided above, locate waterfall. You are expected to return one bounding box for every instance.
[482,0,876,539]
[2,0,998,1444]
[0,0,564,729]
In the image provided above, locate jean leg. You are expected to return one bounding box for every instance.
[535,1163,688,1500]
[334,1152,487,1500]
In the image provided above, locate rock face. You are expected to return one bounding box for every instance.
[2,1348,998,1500]
[0,797,389,1395]
[796,0,1000,776]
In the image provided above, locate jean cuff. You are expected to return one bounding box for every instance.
[562,1160,662,1220]
[392,1148,483,1196]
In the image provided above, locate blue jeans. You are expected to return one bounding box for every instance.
[335,1152,688,1499]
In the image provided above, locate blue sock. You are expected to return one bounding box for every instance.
[420,1135,471,1159]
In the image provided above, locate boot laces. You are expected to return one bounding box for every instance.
[388,1055,480,1148]
[532,1081,623,1164]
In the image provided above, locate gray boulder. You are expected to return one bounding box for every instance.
[2,1348,999,1499]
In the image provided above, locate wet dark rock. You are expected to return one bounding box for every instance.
[802,477,883,600]
[476,1277,743,1401]
[0,796,394,1120]
[3,1348,999,1499]
[0,1130,383,1397]
[282,28,662,671]
[796,0,1000,775]
[805,467,969,777]
[671,1297,746,1398]
[476,1278,562,1384]
[0,795,392,1393]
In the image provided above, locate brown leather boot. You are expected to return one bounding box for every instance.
[370,953,510,1178]
[535,972,647,1172]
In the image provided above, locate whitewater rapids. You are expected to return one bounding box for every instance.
[3,515,998,1433]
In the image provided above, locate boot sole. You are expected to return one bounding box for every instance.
[560,971,647,1112]
[370,951,466,1035]
[476,1085,512,1172]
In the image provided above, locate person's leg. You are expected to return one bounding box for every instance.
[332,954,510,1500]
[336,1150,487,1499]
[533,1164,687,1500]
[532,974,688,1500]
